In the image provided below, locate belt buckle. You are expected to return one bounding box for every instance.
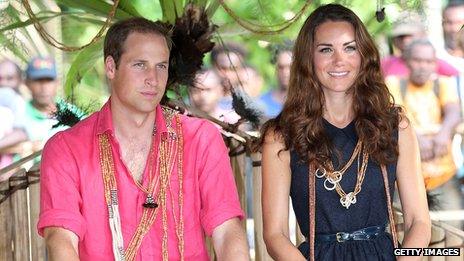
[336,232,345,243]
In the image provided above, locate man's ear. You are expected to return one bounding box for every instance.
[105,56,117,79]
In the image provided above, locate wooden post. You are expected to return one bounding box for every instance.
[251,152,272,261]
[0,179,13,261]
[230,147,247,217]
[29,166,45,261]
[10,169,30,261]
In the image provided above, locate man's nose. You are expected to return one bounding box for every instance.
[145,68,159,87]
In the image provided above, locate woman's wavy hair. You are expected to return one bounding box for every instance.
[261,4,403,167]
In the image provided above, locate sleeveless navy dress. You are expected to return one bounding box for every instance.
[290,119,397,260]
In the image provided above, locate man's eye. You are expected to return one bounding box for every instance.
[157,64,168,70]
[133,63,146,69]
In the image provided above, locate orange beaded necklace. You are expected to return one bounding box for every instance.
[98,107,184,261]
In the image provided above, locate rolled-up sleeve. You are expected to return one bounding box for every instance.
[197,122,245,236]
[37,132,86,240]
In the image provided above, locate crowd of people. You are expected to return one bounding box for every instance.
[0,0,463,260]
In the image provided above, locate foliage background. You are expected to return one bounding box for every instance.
[0,0,434,110]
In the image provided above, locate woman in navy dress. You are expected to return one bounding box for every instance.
[261,4,431,260]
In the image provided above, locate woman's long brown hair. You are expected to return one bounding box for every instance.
[261,4,403,167]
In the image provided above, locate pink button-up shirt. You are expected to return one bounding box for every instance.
[37,101,244,260]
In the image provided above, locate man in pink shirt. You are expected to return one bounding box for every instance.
[38,18,248,260]
[381,12,458,77]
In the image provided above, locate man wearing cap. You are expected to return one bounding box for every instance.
[381,13,458,77]
[0,57,66,153]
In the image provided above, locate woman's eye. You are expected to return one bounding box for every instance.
[345,45,357,52]
[319,48,332,53]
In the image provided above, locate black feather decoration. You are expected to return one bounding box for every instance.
[52,100,88,128]
[167,4,217,91]
[231,88,263,129]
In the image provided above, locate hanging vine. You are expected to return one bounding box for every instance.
[217,0,312,35]
[20,0,119,51]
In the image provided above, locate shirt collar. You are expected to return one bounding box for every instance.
[96,99,169,136]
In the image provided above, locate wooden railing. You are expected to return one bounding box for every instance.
[2,150,464,260]
[0,150,45,261]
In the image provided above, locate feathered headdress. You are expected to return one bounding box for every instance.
[166,4,217,90]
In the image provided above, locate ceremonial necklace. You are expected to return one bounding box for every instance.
[315,141,369,209]
[99,107,185,261]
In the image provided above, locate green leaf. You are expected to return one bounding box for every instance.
[118,0,142,17]
[191,0,208,8]
[174,0,185,18]
[64,40,104,98]
[2,5,42,54]
[206,0,220,19]
[0,34,28,62]
[159,0,184,22]
[130,0,162,20]
[159,0,177,23]
[55,0,133,21]
[0,12,68,33]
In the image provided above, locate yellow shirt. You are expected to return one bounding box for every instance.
[386,76,458,134]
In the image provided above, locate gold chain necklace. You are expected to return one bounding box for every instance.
[334,149,369,209]
[99,107,185,261]
[315,141,369,209]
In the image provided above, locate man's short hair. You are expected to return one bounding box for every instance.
[402,38,435,60]
[270,40,294,64]
[445,0,464,11]
[104,17,172,68]
[210,42,247,66]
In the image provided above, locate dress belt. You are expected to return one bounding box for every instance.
[314,225,387,243]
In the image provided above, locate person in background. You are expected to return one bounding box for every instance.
[0,106,14,169]
[0,57,69,181]
[439,0,464,72]
[210,43,248,110]
[257,43,293,118]
[0,59,22,93]
[21,57,68,142]
[210,42,248,91]
[241,66,264,98]
[386,38,462,227]
[0,57,66,151]
[189,69,239,124]
[381,12,458,77]
[0,60,27,166]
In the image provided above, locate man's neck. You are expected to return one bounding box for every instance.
[271,87,288,103]
[111,103,156,141]
[32,101,56,115]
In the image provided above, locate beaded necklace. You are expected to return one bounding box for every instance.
[98,107,184,261]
